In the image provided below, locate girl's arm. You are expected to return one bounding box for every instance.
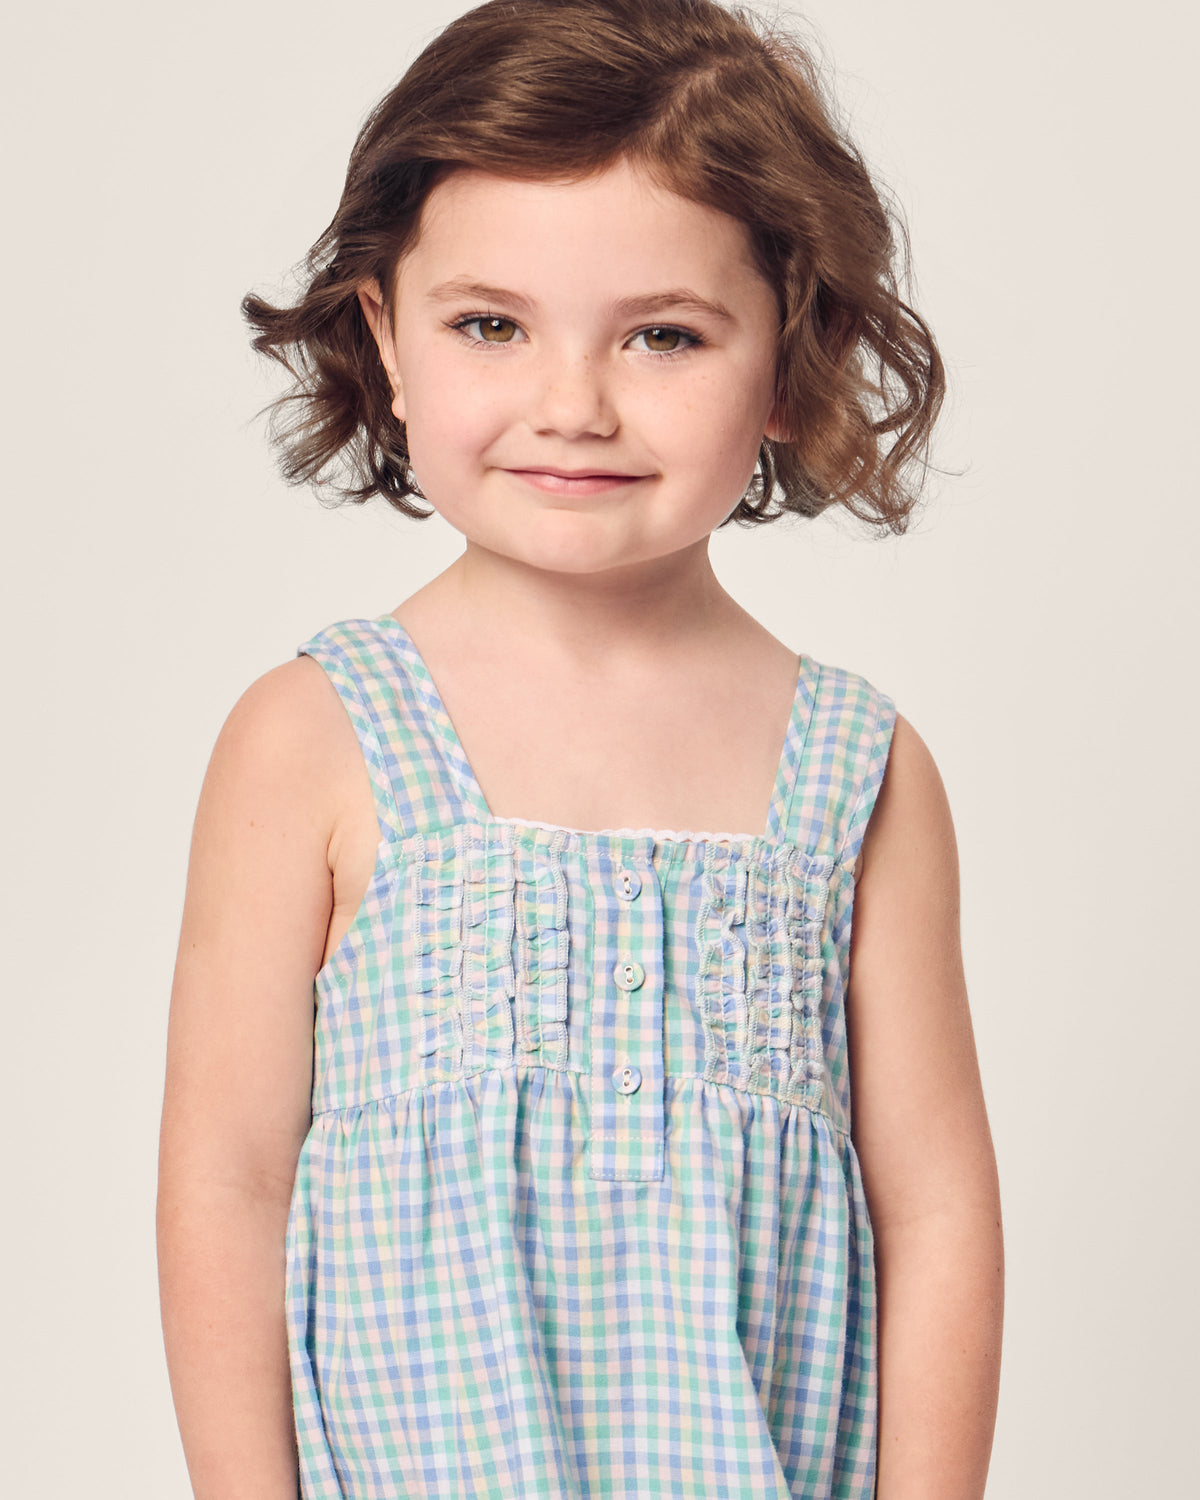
[157,658,348,1499]
[847,715,1004,1500]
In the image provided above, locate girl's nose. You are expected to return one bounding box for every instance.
[528,353,618,440]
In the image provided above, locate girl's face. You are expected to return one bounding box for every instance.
[361,157,785,578]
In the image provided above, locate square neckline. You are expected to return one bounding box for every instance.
[371,611,816,846]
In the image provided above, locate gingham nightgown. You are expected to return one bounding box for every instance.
[286,614,896,1499]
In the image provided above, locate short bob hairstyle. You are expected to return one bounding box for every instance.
[244,0,944,533]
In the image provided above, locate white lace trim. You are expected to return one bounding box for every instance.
[495,813,765,843]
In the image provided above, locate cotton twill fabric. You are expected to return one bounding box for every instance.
[286,615,896,1499]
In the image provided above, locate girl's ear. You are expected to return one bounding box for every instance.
[763,403,790,444]
[357,277,406,423]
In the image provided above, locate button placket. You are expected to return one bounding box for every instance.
[588,837,665,1183]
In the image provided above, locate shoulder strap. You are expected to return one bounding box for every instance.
[296,618,470,840]
[782,661,897,865]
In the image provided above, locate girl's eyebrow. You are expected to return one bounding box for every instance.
[425,277,735,323]
[426,278,536,314]
[614,290,735,323]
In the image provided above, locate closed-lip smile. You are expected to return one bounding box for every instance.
[505,465,648,495]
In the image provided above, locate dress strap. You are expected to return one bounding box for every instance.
[296,618,474,841]
[780,662,897,865]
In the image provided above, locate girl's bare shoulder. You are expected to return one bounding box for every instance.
[219,651,350,741]
[854,712,958,885]
[178,654,371,960]
[207,654,363,835]
[174,654,376,1023]
[208,655,382,972]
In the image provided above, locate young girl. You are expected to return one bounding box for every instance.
[157,1,1003,1496]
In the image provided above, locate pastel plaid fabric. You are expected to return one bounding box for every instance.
[287,615,896,1499]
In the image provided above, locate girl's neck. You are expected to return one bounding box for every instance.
[403,539,755,673]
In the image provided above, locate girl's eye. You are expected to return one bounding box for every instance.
[629,326,697,355]
[456,315,521,344]
[451,317,698,355]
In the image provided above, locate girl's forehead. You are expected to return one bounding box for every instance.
[399,160,766,296]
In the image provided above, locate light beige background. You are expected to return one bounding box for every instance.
[3,1,1195,1493]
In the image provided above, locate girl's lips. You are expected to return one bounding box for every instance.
[505,468,645,496]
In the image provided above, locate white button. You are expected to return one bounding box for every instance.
[615,868,642,901]
[612,1064,642,1094]
[613,960,645,991]
[520,1035,539,1051]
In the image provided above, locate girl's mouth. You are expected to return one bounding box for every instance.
[505,467,646,496]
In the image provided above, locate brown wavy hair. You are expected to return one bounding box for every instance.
[243,0,944,533]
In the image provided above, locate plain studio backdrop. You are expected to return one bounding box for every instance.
[2,1,1195,1493]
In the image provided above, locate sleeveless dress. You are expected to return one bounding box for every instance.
[286,614,896,1500]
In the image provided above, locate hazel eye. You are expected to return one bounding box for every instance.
[630,326,695,355]
[470,316,519,343]
[644,326,680,352]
